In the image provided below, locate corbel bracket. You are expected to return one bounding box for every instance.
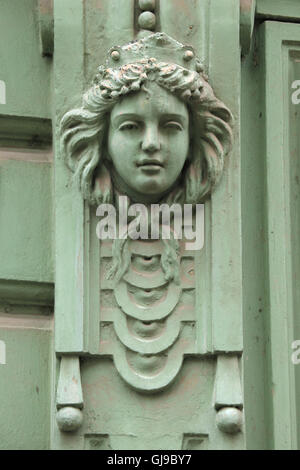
[214,355,243,434]
[56,356,83,432]
[38,0,54,57]
[240,0,256,57]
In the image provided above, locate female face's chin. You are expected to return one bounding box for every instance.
[134,179,169,198]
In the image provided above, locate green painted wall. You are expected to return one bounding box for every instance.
[0,155,53,283]
[0,0,300,450]
[0,317,53,449]
[0,0,54,450]
[0,0,51,119]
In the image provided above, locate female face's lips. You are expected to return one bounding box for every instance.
[136,160,164,168]
[138,164,164,174]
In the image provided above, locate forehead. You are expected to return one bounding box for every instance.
[110,82,189,121]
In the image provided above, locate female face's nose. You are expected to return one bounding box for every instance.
[141,124,161,153]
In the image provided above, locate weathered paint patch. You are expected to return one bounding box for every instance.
[0,314,53,331]
[0,148,53,163]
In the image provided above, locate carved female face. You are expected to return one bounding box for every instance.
[107,82,189,203]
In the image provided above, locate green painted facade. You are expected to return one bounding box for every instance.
[0,0,300,450]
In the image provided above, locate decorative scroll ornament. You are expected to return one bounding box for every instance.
[60,33,233,393]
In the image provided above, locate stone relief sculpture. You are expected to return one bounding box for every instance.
[61,33,232,207]
[57,33,238,433]
[60,33,233,392]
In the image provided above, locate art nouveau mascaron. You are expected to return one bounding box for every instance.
[60,33,233,393]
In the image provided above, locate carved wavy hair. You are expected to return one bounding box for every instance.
[60,59,233,206]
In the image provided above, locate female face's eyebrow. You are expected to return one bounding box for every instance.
[111,113,142,127]
[111,112,188,127]
[159,113,188,125]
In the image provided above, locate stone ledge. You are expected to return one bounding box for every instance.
[0,278,54,307]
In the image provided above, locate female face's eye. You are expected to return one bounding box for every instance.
[163,121,183,131]
[119,121,140,131]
